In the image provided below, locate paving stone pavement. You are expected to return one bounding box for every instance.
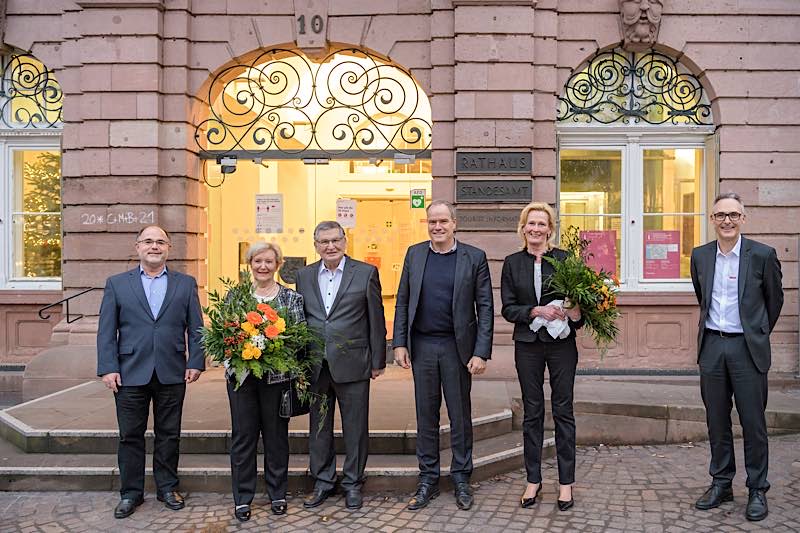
[1,434,798,532]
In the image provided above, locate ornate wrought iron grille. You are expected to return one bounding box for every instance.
[0,53,63,128]
[195,48,432,157]
[557,48,712,125]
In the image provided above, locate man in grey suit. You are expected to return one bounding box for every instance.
[97,225,205,519]
[690,192,783,522]
[295,220,387,510]
[393,200,494,511]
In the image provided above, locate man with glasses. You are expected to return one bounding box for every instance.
[690,192,783,521]
[97,225,205,519]
[295,221,386,510]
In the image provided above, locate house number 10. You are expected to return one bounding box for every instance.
[297,14,324,35]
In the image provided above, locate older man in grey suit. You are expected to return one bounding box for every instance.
[295,220,387,510]
[690,192,783,522]
[97,225,205,519]
[393,200,494,511]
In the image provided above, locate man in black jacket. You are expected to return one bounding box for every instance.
[690,192,783,522]
[393,200,494,511]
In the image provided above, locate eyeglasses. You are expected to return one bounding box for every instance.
[711,212,742,222]
[315,237,345,247]
[137,239,171,247]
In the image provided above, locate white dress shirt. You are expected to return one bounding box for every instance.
[705,236,743,333]
[318,256,346,315]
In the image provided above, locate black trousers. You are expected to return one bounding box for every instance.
[514,339,578,485]
[308,360,370,491]
[114,371,186,500]
[411,335,473,484]
[699,333,769,490]
[226,375,290,505]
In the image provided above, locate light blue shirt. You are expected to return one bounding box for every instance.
[140,266,168,319]
[706,236,743,333]
[318,256,346,316]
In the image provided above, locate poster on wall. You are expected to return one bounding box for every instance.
[580,230,617,275]
[255,194,283,233]
[336,198,356,228]
[643,230,680,278]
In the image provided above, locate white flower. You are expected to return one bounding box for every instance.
[251,334,266,349]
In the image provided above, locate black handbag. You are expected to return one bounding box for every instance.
[279,379,311,418]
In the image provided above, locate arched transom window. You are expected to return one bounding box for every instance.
[557,48,715,292]
[0,52,63,289]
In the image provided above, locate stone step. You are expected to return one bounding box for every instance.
[0,431,554,493]
[0,408,513,455]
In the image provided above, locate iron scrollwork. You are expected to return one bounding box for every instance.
[0,53,63,128]
[195,48,432,157]
[557,48,713,125]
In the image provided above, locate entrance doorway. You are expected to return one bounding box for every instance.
[206,156,431,338]
[197,47,433,340]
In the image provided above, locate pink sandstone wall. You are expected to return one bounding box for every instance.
[2,0,797,373]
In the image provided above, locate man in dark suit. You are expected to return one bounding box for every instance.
[690,192,783,522]
[295,220,387,510]
[97,225,205,519]
[393,200,494,511]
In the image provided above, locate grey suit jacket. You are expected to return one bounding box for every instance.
[393,241,494,365]
[295,256,387,384]
[97,267,205,386]
[690,236,783,373]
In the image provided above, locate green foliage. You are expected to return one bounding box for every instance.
[544,226,620,354]
[22,152,61,277]
[201,274,327,427]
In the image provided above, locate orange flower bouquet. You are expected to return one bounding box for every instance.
[201,276,319,391]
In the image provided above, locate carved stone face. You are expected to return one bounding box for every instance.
[620,0,663,51]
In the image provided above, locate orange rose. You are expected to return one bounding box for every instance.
[246,311,263,325]
[265,325,280,339]
[264,308,279,322]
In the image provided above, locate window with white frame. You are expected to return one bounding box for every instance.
[0,52,63,289]
[557,48,715,291]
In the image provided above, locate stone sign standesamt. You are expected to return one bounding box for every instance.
[456,180,532,203]
[456,152,532,174]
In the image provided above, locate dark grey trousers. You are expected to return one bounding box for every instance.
[699,333,769,490]
[308,361,370,491]
[411,334,473,484]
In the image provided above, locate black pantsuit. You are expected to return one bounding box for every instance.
[514,339,578,484]
[501,248,584,488]
[227,374,290,505]
[411,335,473,484]
[309,360,370,491]
[699,334,769,489]
[115,372,186,500]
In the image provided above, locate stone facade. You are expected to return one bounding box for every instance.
[1,0,798,376]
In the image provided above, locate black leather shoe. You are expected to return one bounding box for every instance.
[234,504,251,522]
[454,481,474,511]
[407,482,440,510]
[344,488,363,510]
[271,499,287,515]
[557,485,574,511]
[695,484,733,510]
[520,483,543,508]
[157,491,185,510]
[746,489,768,521]
[303,487,334,508]
[114,497,143,519]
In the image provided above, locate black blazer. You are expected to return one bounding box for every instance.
[393,241,494,364]
[690,236,783,373]
[501,248,585,343]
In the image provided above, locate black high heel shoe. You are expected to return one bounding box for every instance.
[557,486,574,511]
[520,483,543,508]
